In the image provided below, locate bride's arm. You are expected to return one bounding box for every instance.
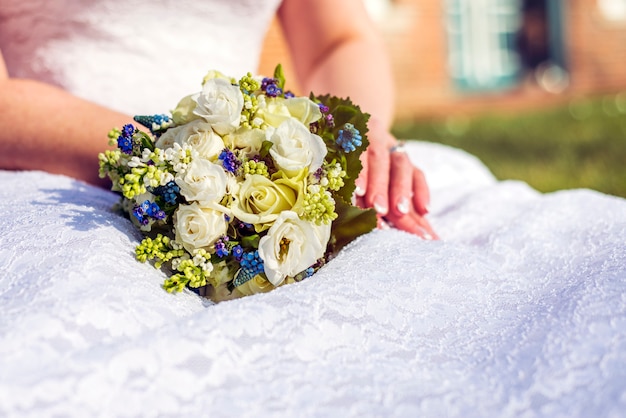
[277,0,437,238]
[0,50,135,187]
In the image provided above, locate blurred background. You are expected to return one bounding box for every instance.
[260,0,626,198]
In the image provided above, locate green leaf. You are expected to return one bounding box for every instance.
[136,131,155,152]
[312,94,371,203]
[328,198,377,255]
[273,64,286,91]
[260,140,274,158]
[242,234,260,249]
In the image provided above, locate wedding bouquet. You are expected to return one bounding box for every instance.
[99,65,376,302]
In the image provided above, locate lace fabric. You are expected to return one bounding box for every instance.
[1,0,625,415]
[1,141,625,417]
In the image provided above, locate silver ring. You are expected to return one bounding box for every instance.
[389,141,406,153]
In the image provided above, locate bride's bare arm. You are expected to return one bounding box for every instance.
[278,0,437,238]
[0,50,136,187]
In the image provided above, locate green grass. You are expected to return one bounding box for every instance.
[392,93,626,198]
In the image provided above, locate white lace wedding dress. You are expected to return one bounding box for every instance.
[1,1,625,417]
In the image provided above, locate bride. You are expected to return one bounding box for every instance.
[1,0,625,417]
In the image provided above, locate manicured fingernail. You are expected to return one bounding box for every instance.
[355,184,366,197]
[397,197,410,214]
[373,195,388,215]
[425,204,431,214]
[423,232,434,240]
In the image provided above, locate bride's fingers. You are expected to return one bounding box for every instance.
[412,167,430,216]
[389,149,414,217]
[355,148,368,198]
[364,137,391,216]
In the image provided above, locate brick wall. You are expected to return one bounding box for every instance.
[260,0,626,121]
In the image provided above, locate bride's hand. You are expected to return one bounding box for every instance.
[355,121,438,239]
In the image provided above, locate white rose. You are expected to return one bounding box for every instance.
[283,97,322,126]
[174,202,228,252]
[258,211,330,286]
[156,120,224,160]
[193,78,244,135]
[175,158,228,204]
[267,118,327,175]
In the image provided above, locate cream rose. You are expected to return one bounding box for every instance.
[201,69,232,85]
[156,120,224,160]
[230,172,305,232]
[174,202,228,252]
[258,211,330,286]
[267,118,327,175]
[171,94,201,125]
[175,158,228,204]
[256,96,322,128]
[284,97,322,126]
[223,127,265,156]
[256,97,292,128]
[193,78,244,135]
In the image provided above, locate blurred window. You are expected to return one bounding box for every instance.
[446,0,522,91]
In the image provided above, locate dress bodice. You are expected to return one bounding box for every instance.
[0,0,283,114]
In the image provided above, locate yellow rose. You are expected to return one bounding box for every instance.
[231,169,307,232]
[234,274,275,297]
[230,170,306,232]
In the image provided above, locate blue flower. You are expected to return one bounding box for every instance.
[234,250,265,286]
[261,77,282,98]
[232,245,244,262]
[336,123,362,153]
[218,148,241,173]
[145,202,166,220]
[325,114,335,128]
[117,123,136,154]
[117,135,134,155]
[153,181,180,205]
[133,114,171,133]
[214,236,230,258]
[240,250,264,276]
[132,200,166,225]
[122,124,135,137]
[265,84,282,97]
